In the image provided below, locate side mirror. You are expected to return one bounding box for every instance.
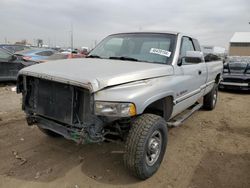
[184,51,203,63]
[178,51,203,66]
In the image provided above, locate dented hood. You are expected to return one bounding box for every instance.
[19,58,173,92]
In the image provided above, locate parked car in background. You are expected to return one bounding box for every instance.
[81,47,89,55]
[204,53,221,62]
[46,52,86,61]
[46,53,69,60]
[69,50,86,58]
[219,56,250,90]
[60,49,72,54]
[15,48,56,63]
[0,44,31,53]
[0,48,37,81]
[57,49,86,59]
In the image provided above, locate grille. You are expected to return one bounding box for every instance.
[223,78,245,83]
[25,77,91,125]
[223,77,250,85]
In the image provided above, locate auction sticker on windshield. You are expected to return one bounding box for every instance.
[150,48,171,57]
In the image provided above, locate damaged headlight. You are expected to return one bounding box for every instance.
[95,102,136,117]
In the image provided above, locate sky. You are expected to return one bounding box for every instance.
[0,0,249,49]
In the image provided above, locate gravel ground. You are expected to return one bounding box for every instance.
[0,84,249,188]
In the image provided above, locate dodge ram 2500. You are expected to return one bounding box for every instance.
[17,32,223,179]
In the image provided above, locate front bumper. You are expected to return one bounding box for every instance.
[27,115,105,144]
[219,74,250,90]
[219,82,250,90]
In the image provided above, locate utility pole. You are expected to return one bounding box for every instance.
[70,22,74,50]
[48,37,51,47]
[54,35,57,47]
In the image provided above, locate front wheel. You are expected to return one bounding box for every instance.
[123,114,168,179]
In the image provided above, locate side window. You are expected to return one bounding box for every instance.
[36,51,46,56]
[180,37,195,57]
[193,39,201,51]
[45,51,54,56]
[0,49,11,62]
[37,51,54,56]
[4,46,14,51]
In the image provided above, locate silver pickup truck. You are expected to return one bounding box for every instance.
[17,32,223,179]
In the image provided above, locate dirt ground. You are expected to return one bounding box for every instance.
[0,83,249,188]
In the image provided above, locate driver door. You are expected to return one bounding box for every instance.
[174,37,207,113]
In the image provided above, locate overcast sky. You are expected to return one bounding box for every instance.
[0,0,249,48]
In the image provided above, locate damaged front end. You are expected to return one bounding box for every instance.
[17,76,109,144]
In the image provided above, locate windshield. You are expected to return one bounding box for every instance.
[89,33,177,64]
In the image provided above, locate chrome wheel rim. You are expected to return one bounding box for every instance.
[146,130,162,166]
[213,90,217,107]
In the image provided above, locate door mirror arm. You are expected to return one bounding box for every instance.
[177,56,183,66]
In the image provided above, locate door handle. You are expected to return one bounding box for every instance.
[198,70,202,75]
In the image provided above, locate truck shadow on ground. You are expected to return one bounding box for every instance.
[0,120,138,185]
[189,151,250,188]
[80,141,139,185]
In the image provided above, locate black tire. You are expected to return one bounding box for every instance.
[124,114,168,180]
[38,127,61,137]
[203,83,218,110]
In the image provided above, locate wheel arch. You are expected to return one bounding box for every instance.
[142,95,174,121]
[215,73,221,84]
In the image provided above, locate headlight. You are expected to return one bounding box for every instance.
[223,68,229,73]
[95,102,136,117]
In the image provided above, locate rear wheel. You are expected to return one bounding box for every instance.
[203,84,218,110]
[124,114,167,179]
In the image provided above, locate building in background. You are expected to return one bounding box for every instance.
[202,45,226,56]
[229,32,250,56]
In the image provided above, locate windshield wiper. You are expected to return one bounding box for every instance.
[109,56,138,61]
[86,54,102,58]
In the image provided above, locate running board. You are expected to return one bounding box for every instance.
[167,102,203,127]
